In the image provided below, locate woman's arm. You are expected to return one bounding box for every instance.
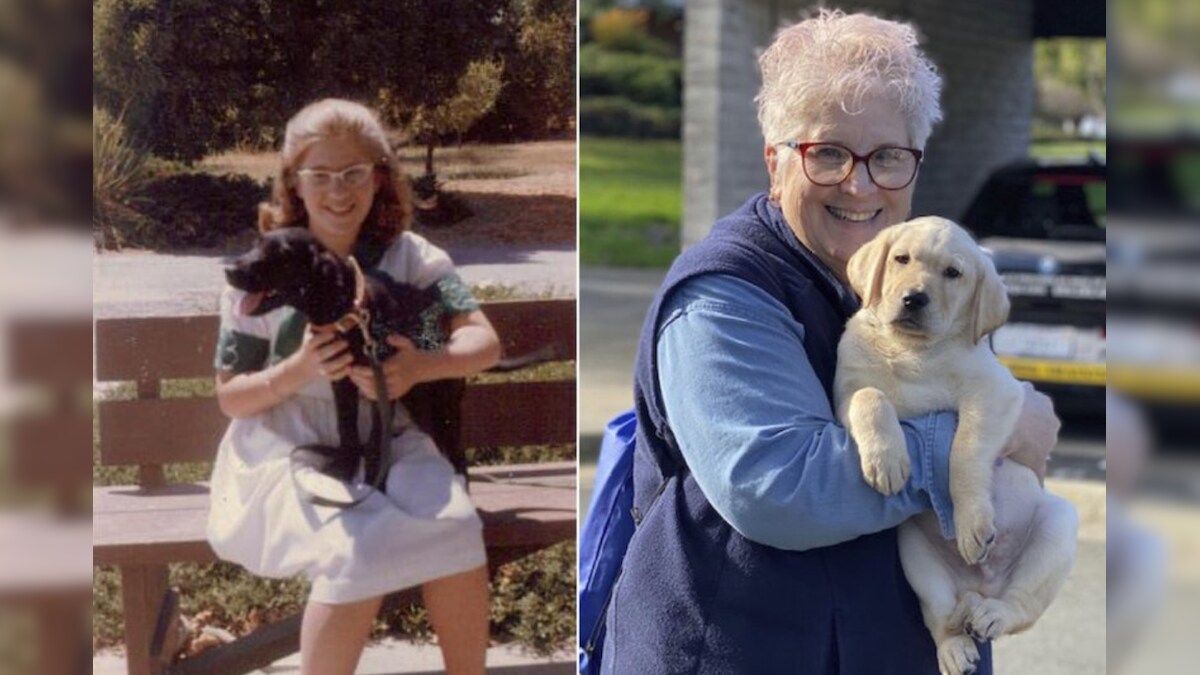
[216,329,352,418]
[656,274,958,551]
[348,310,502,400]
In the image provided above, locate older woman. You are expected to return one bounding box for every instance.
[602,10,1059,675]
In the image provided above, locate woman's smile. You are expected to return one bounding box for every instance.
[825,205,883,223]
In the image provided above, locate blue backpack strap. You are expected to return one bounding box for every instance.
[578,409,638,675]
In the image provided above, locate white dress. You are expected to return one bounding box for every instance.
[207,232,486,604]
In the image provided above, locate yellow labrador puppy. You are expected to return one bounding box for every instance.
[834,217,1078,675]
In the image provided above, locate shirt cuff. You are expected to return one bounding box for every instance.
[908,411,957,539]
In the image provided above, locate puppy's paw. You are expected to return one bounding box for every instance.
[858,437,911,495]
[937,635,980,675]
[965,598,1019,641]
[955,504,997,565]
[948,591,985,631]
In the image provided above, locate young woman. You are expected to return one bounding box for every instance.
[208,99,498,675]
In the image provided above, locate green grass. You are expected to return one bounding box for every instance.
[580,136,682,268]
[1028,140,1106,160]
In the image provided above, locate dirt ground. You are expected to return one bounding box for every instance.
[202,141,577,249]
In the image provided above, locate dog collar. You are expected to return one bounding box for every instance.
[332,256,377,354]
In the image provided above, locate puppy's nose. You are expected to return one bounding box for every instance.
[902,291,929,310]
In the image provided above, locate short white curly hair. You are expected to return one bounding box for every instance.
[756,9,943,164]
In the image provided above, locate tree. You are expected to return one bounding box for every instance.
[1034,38,1106,120]
[470,0,576,140]
[407,60,505,176]
[93,0,280,161]
[93,0,506,162]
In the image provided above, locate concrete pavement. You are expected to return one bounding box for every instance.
[93,642,573,675]
[92,243,576,320]
[578,266,665,457]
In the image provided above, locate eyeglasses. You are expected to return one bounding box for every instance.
[295,163,378,191]
[782,142,923,190]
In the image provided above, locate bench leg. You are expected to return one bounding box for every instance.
[119,565,170,675]
[35,598,87,675]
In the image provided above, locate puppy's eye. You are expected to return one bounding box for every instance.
[944,267,962,279]
[894,254,910,265]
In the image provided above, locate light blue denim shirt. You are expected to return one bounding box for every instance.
[656,273,957,551]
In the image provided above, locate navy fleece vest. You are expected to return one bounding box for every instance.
[604,193,990,674]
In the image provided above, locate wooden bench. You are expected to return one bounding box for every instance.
[94,299,577,675]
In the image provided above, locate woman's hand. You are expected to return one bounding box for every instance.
[1002,382,1061,483]
[288,326,355,382]
[348,334,427,401]
[348,310,501,401]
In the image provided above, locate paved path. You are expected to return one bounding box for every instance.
[93,641,572,675]
[92,243,576,319]
[578,266,664,453]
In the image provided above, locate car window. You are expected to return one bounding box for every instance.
[966,171,1106,242]
[1033,175,1105,226]
[1111,142,1200,219]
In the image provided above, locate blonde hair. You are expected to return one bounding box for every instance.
[757,9,943,167]
[258,98,412,243]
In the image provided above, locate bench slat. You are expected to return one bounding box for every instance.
[484,299,577,361]
[93,463,575,568]
[98,398,228,467]
[98,379,576,467]
[11,414,92,488]
[95,315,219,383]
[9,317,92,386]
[95,300,574,383]
[461,380,577,448]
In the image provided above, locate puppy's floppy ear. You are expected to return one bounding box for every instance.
[846,226,894,308]
[971,251,1010,343]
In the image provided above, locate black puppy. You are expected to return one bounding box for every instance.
[225,227,444,491]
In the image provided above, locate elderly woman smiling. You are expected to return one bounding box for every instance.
[601,10,1059,675]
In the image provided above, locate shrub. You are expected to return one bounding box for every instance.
[95,170,267,251]
[579,97,680,138]
[94,0,508,162]
[413,190,475,228]
[580,43,681,107]
[413,173,442,201]
[589,7,672,56]
[133,173,268,250]
[468,1,576,141]
[93,107,153,248]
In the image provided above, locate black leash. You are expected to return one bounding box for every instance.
[290,329,395,510]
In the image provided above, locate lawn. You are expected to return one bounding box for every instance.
[580,136,682,267]
[1028,140,1106,160]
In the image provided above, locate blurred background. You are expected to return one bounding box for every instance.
[0,0,93,674]
[1108,0,1200,673]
